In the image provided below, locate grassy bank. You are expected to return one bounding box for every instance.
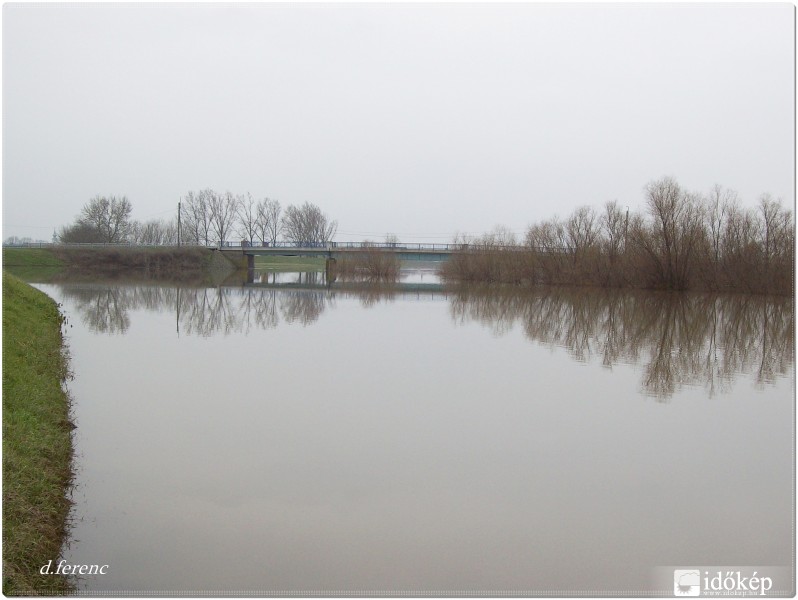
[3,246,234,283]
[3,249,66,281]
[3,272,74,594]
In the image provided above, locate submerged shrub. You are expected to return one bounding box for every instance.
[333,245,401,281]
[443,178,793,296]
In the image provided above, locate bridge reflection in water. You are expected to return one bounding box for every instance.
[45,277,793,401]
[244,269,446,296]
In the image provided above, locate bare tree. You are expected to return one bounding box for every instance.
[482,225,518,247]
[282,202,337,244]
[704,184,737,266]
[131,218,178,245]
[78,195,133,243]
[161,218,178,245]
[757,194,794,290]
[631,177,705,289]
[209,191,237,246]
[255,198,282,245]
[182,190,214,245]
[759,194,781,269]
[526,217,567,252]
[235,192,258,245]
[131,220,161,245]
[721,201,759,290]
[723,202,756,256]
[264,199,283,245]
[565,205,599,266]
[601,200,627,264]
[524,217,570,284]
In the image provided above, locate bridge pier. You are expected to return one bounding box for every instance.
[216,248,255,271]
[325,257,337,283]
[245,253,255,285]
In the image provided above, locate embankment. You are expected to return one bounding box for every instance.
[3,246,239,282]
[52,246,222,279]
[2,248,66,281]
[2,273,74,594]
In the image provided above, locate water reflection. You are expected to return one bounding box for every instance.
[38,274,793,593]
[55,281,433,336]
[252,271,327,286]
[53,281,792,399]
[449,286,793,399]
[58,284,331,335]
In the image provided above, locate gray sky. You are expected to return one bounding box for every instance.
[2,2,794,243]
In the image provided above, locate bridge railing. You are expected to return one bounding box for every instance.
[222,241,462,251]
[224,241,542,252]
[3,240,572,253]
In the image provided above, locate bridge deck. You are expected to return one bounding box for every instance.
[219,243,459,260]
[6,241,563,257]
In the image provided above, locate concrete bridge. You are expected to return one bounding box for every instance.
[216,241,469,270]
[216,241,463,267]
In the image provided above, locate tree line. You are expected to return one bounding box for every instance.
[443,176,794,295]
[56,191,338,247]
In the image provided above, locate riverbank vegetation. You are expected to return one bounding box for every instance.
[332,244,401,281]
[3,273,74,594]
[443,177,793,296]
[52,246,213,277]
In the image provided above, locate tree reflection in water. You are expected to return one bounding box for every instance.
[58,284,336,336]
[449,287,793,399]
[56,282,792,399]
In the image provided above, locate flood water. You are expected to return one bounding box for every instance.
[33,268,794,595]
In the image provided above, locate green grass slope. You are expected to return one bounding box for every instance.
[2,249,65,282]
[3,272,74,594]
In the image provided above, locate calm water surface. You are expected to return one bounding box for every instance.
[35,272,794,594]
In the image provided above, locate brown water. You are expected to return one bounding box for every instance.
[34,276,794,594]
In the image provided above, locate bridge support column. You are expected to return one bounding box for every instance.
[325,257,337,283]
[245,253,255,284]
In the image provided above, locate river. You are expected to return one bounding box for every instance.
[33,267,794,595]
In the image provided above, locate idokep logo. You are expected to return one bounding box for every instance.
[673,569,775,597]
[674,569,701,596]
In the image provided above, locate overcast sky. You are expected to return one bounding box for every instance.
[2,2,794,243]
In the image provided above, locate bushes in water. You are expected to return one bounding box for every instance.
[442,177,793,296]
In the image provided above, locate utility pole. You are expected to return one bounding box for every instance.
[624,206,629,250]
[177,199,182,247]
